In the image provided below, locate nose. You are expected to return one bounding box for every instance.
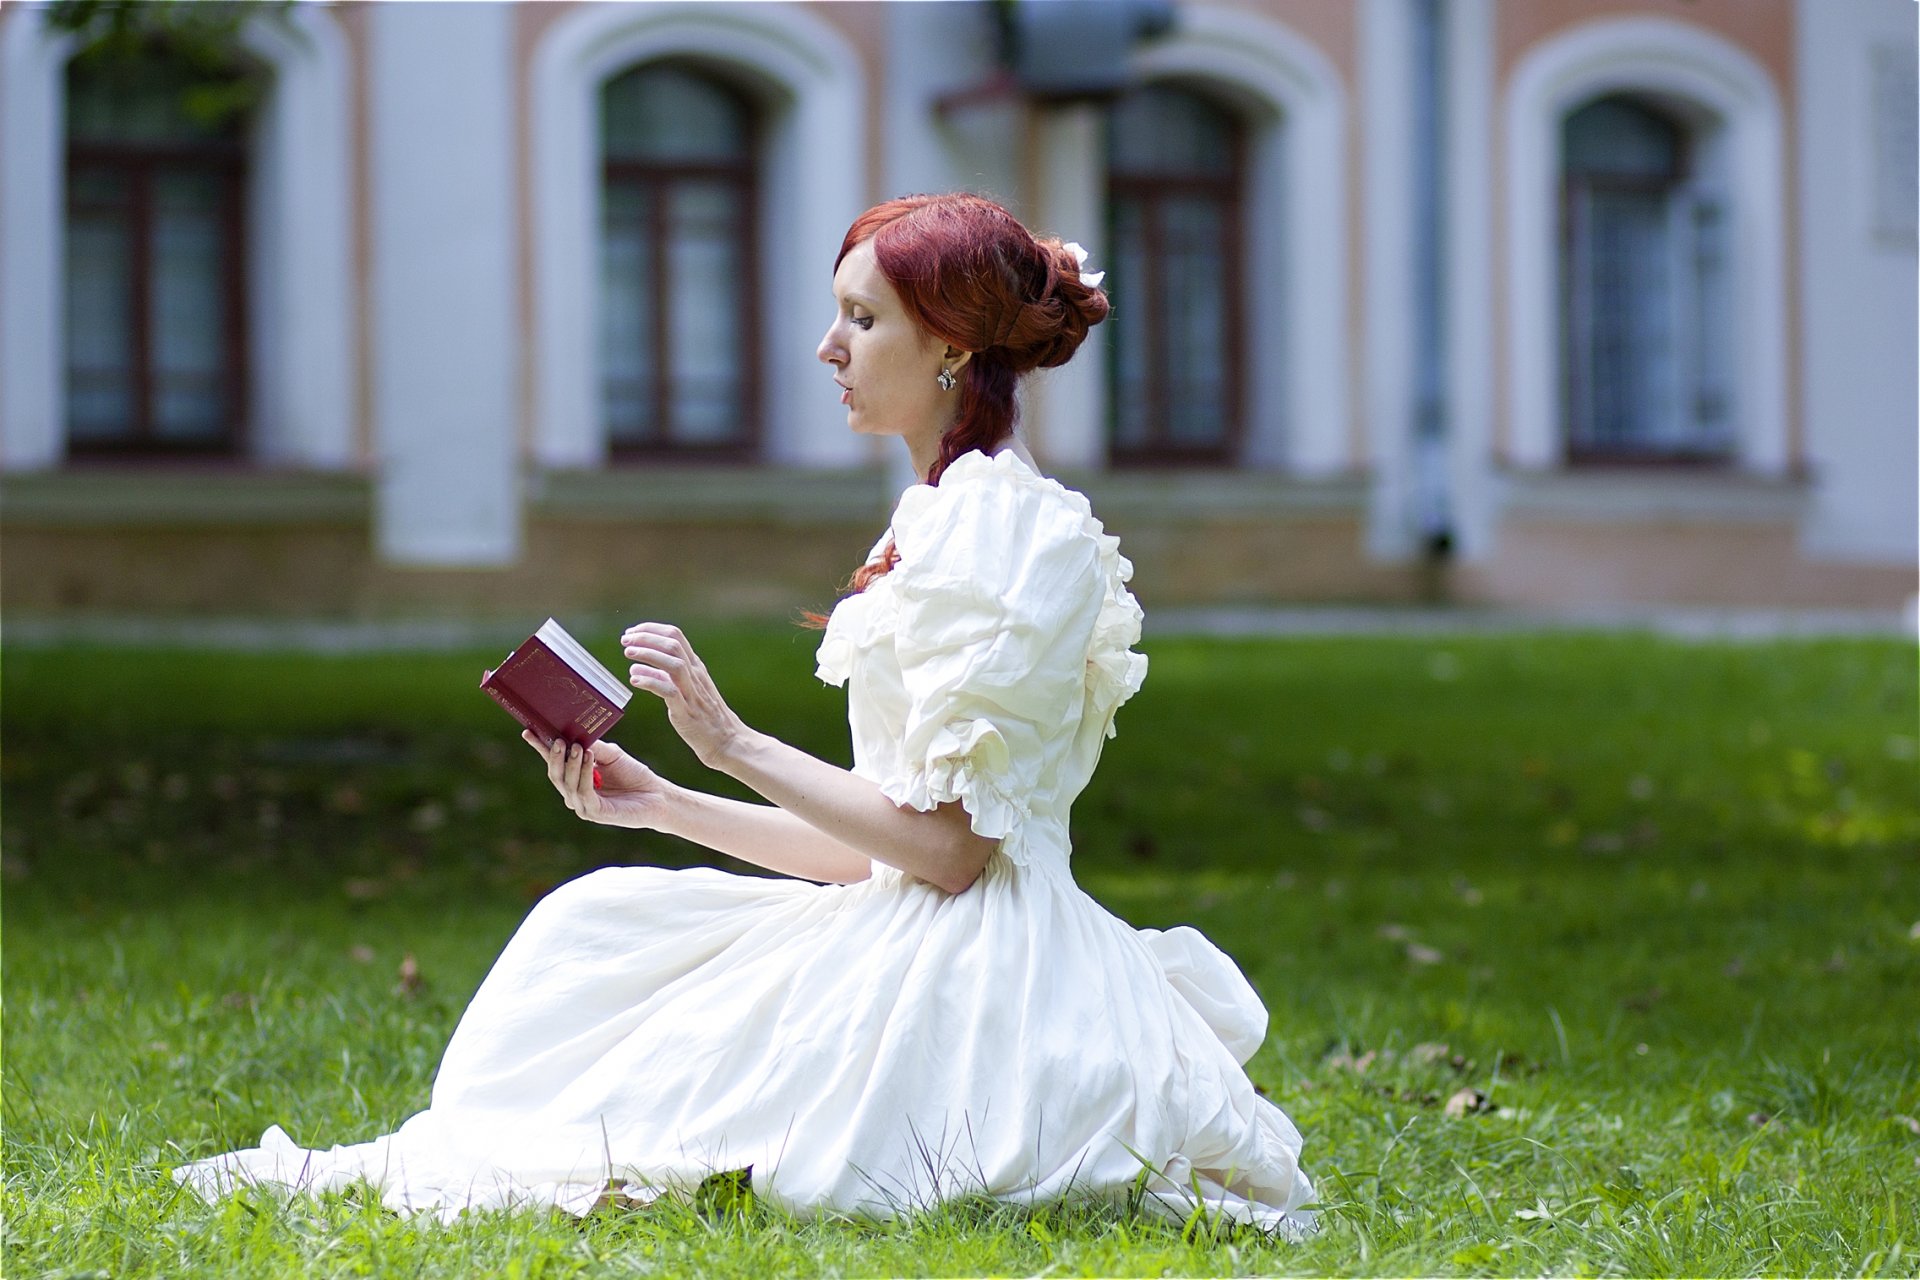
[816,318,845,368]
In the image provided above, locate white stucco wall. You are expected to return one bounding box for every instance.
[1443,0,1497,558]
[1795,0,1918,565]
[369,0,522,565]
[1360,0,1421,560]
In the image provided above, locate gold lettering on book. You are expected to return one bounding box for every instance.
[579,705,614,735]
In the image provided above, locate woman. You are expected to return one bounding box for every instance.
[175,193,1317,1237]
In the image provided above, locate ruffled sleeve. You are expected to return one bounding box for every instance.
[1084,536,1149,740]
[880,457,1105,842]
[813,528,897,688]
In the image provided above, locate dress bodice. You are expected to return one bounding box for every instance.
[814,449,1149,872]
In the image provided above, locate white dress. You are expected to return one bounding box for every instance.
[174,448,1317,1236]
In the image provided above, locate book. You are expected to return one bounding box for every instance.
[481,618,633,748]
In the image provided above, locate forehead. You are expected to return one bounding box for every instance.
[832,240,890,302]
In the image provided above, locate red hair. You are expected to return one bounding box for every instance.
[797,193,1110,630]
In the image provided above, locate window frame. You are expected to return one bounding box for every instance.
[1105,87,1248,469]
[63,135,251,459]
[1557,96,1733,468]
[598,69,762,464]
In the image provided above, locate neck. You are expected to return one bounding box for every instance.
[904,401,964,483]
[908,435,1030,484]
[908,434,942,484]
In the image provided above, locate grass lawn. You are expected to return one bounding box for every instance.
[3,628,1916,1277]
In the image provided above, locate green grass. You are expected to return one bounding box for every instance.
[4,630,1917,1277]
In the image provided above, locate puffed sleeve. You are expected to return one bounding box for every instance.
[881,466,1105,843]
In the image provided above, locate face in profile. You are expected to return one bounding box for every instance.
[816,240,957,443]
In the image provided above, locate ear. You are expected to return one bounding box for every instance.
[942,346,975,377]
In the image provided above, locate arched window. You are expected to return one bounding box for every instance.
[64,47,254,455]
[599,63,759,458]
[1105,84,1245,464]
[1560,94,1732,461]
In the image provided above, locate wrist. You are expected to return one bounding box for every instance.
[648,779,696,837]
[707,724,767,776]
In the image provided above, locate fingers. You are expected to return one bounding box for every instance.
[556,738,600,814]
[528,732,586,812]
[620,621,686,647]
[543,736,574,809]
[621,623,705,670]
[566,742,599,814]
[624,629,694,696]
[622,628,689,664]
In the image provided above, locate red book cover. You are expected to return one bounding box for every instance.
[481,619,632,747]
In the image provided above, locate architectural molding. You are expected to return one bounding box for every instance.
[0,3,355,470]
[1130,4,1351,476]
[1494,467,1808,523]
[528,2,867,470]
[1504,15,1790,474]
[0,468,371,526]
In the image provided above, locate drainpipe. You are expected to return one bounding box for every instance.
[1411,0,1454,566]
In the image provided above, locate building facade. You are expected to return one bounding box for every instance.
[2,0,1913,619]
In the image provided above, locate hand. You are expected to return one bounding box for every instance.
[524,732,674,830]
[620,623,753,769]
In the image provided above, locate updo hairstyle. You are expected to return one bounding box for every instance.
[800,193,1110,628]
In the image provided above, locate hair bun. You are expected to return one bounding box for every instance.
[1000,236,1112,371]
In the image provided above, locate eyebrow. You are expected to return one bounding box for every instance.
[840,291,878,309]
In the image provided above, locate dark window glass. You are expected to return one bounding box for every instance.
[64,49,251,455]
[1564,96,1682,179]
[1561,94,1732,461]
[1105,84,1243,464]
[599,63,758,457]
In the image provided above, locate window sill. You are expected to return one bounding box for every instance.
[1056,467,1371,520]
[1495,465,1810,524]
[528,465,893,523]
[0,467,372,526]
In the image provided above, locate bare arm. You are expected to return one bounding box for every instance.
[711,729,995,895]
[620,623,999,895]
[653,781,875,885]
[530,734,872,885]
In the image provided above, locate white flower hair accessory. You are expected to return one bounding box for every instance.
[1063,241,1106,289]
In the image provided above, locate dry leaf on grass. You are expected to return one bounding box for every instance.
[342,877,387,902]
[395,953,423,998]
[1326,1049,1378,1074]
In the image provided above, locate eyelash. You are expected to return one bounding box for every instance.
[852,315,873,330]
